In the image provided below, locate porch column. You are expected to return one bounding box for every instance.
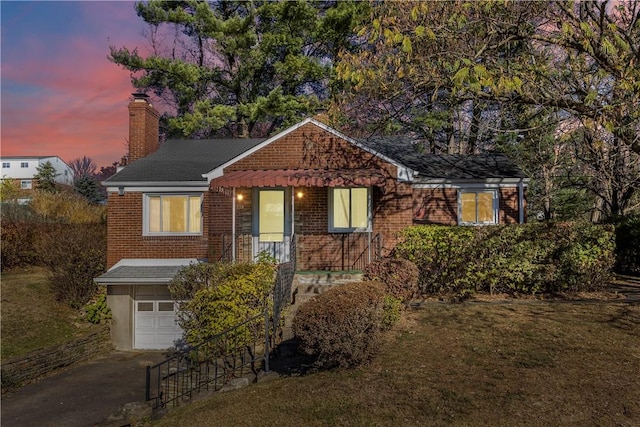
[232,187,237,262]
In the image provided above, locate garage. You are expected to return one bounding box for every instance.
[134,284,183,350]
[96,259,199,351]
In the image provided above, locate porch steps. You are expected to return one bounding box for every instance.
[281,272,363,340]
[292,272,363,305]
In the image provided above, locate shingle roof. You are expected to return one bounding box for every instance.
[360,136,527,180]
[94,265,185,284]
[106,138,265,183]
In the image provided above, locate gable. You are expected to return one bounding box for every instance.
[204,118,412,181]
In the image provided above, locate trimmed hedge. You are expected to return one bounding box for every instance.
[363,257,419,301]
[293,281,400,368]
[394,222,615,295]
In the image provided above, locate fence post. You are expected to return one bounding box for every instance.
[145,365,151,402]
[264,305,270,373]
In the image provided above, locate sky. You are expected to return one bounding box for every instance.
[1,1,155,168]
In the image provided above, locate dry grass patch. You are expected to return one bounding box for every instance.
[154,301,640,427]
[1,267,96,359]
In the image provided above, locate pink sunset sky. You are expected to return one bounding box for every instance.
[1,1,160,168]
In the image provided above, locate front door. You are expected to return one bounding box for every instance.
[253,189,290,263]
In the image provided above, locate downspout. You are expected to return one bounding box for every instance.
[518,179,525,224]
[232,187,236,262]
[291,187,295,263]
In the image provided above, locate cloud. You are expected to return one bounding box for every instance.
[1,1,153,167]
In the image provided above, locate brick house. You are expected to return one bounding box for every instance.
[96,94,528,350]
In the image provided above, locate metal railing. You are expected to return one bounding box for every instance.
[147,235,297,410]
[145,312,268,410]
[351,233,382,271]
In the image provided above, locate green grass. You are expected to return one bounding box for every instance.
[1,267,96,359]
[154,302,640,426]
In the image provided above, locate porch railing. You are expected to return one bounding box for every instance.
[147,235,297,410]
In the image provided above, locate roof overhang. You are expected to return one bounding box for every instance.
[210,169,388,188]
[94,258,203,285]
[413,177,530,188]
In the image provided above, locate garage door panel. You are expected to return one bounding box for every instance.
[157,316,178,329]
[134,296,183,350]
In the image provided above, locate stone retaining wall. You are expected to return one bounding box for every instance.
[1,325,112,391]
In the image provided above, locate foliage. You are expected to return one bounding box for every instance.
[169,261,276,348]
[0,218,41,270]
[293,281,400,368]
[34,161,59,193]
[110,0,367,139]
[335,0,640,221]
[74,174,104,205]
[395,223,616,296]
[611,214,640,275]
[39,223,107,308]
[363,257,419,302]
[28,190,106,223]
[0,178,21,203]
[85,287,112,324]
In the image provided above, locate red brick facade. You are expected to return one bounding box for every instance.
[128,98,159,164]
[106,121,526,270]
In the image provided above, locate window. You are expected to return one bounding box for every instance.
[2,162,9,168]
[458,190,497,225]
[144,194,202,235]
[21,180,32,190]
[258,190,285,242]
[329,187,370,232]
[21,162,28,168]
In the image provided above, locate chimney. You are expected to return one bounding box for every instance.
[128,93,159,163]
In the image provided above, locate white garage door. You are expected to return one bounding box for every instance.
[134,286,183,350]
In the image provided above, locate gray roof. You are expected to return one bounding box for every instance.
[361,136,527,180]
[106,138,265,183]
[94,265,185,284]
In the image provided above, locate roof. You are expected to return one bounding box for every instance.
[94,258,201,284]
[106,138,265,184]
[360,136,527,181]
[210,169,387,188]
[0,156,60,160]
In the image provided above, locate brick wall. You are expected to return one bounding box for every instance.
[1,326,112,391]
[128,99,159,163]
[106,192,210,268]
[499,187,525,224]
[412,188,458,225]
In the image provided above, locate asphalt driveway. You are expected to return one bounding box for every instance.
[1,351,166,427]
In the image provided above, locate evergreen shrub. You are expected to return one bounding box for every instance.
[395,223,615,296]
[293,281,400,368]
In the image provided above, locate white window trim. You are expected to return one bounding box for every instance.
[328,187,372,233]
[20,162,28,168]
[457,189,499,226]
[20,180,32,190]
[2,162,10,168]
[143,193,203,236]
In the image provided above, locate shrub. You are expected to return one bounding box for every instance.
[169,261,276,348]
[39,223,107,308]
[363,257,419,301]
[0,219,40,270]
[395,223,615,296]
[85,287,112,324]
[293,281,400,368]
[612,214,640,275]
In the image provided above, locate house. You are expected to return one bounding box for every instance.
[96,94,528,350]
[0,155,74,200]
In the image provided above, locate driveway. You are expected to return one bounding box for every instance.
[1,351,166,427]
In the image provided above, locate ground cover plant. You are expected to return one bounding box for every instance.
[153,301,640,427]
[0,267,99,359]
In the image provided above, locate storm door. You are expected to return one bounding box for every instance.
[253,189,291,263]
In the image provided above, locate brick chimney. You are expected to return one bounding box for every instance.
[128,93,159,163]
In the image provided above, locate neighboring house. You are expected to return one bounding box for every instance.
[0,155,74,200]
[96,94,529,350]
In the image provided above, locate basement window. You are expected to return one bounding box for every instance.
[144,194,202,236]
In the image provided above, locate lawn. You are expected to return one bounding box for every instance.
[155,301,640,426]
[1,267,97,359]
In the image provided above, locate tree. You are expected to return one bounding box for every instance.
[334,0,640,220]
[110,0,367,139]
[34,161,59,193]
[74,175,103,205]
[69,156,97,181]
[0,178,21,203]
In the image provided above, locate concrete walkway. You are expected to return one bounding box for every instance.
[1,351,166,427]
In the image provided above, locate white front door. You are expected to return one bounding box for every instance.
[134,286,183,350]
[254,189,290,263]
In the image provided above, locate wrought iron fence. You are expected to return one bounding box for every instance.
[350,233,382,271]
[146,235,297,410]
